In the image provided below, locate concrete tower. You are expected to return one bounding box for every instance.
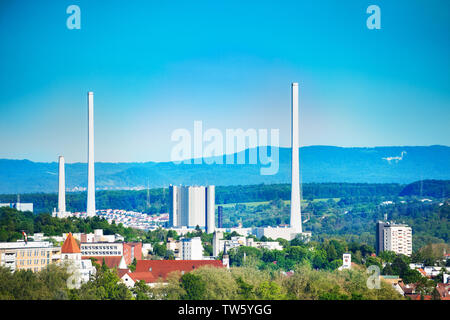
[58,156,66,213]
[290,83,302,233]
[205,185,215,234]
[86,92,96,217]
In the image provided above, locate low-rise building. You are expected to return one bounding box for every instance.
[60,233,96,288]
[80,241,142,265]
[0,203,33,212]
[181,237,203,260]
[0,241,60,272]
[212,231,283,256]
[121,260,225,287]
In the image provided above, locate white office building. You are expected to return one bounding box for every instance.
[181,237,203,260]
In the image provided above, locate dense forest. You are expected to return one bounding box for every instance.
[2,180,446,214]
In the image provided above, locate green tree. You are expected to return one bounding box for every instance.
[180,273,206,300]
[256,281,285,300]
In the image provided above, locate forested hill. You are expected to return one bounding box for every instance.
[399,180,450,198]
[1,145,449,194]
[0,180,447,215]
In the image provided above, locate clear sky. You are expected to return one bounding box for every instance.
[0,0,449,162]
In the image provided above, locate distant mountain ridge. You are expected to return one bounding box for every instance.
[1,145,449,194]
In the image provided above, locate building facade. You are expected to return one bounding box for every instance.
[169,185,215,233]
[384,225,412,256]
[181,237,203,260]
[0,203,33,213]
[217,206,223,228]
[377,221,412,256]
[0,241,60,272]
[80,241,142,265]
[80,242,124,258]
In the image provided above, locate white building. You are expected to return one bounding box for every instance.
[60,233,96,288]
[214,227,252,237]
[80,242,123,257]
[253,226,311,242]
[383,224,412,256]
[181,237,203,260]
[0,203,33,213]
[212,231,283,257]
[142,243,153,257]
[338,253,352,270]
[169,185,215,233]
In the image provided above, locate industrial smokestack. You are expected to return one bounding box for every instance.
[290,83,302,233]
[58,155,66,213]
[87,92,96,217]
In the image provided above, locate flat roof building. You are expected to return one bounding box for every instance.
[376,221,412,256]
[0,241,60,272]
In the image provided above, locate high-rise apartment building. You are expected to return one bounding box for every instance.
[376,221,412,256]
[169,185,215,233]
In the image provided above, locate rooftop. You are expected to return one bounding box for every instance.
[61,233,81,254]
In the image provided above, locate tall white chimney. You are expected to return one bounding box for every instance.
[58,155,66,213]
[290,83,302,233]
[87,92,96,217]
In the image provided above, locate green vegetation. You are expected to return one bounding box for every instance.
[0,261,132,300]
[219,197,449,252]
[399,180,450,198]
[0,261,402,300]
[0,206,145,242]
[0,182,408,214]
[148,264,402,300]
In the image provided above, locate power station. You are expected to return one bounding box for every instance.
[52,83,310,243]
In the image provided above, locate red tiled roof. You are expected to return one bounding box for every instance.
[82,256,123,269]
[61,233,81,254]
[117,268,130,279]
[128,272,157,283]
[418,268,428,277]
[134,260,224,283]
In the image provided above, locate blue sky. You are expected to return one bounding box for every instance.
[0,0,449,162]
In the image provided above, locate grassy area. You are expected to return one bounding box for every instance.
[216,198,341,208]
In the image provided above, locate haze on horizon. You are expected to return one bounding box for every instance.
[0,0,449,163]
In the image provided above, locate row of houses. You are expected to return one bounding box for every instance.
[0,231,141,272]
